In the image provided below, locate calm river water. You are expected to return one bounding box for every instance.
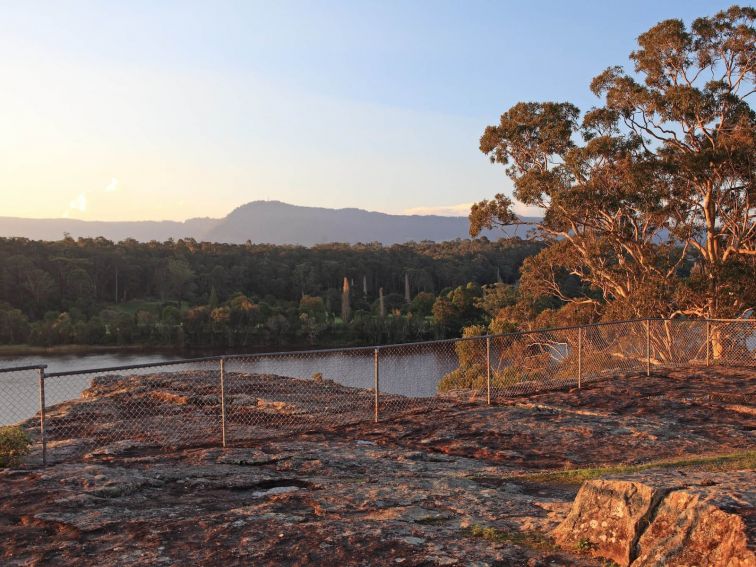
[0,347,460,425]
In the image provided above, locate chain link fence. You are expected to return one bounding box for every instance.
[1,318,753,465]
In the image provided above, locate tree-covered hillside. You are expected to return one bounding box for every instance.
[0,236,544,349]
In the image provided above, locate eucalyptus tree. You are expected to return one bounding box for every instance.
[472,6,755,318]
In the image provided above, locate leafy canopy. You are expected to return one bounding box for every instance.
[473,5,756,318]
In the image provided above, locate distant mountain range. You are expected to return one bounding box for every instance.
[0,201,537,245]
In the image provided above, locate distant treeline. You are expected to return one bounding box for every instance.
[0,236,545,349]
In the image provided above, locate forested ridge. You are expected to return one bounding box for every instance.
[0,236,544,349]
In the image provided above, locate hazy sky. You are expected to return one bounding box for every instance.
[0,0,733,221]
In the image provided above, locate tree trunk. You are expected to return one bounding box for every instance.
[341,277,351,323]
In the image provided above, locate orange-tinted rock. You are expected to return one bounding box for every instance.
[633,482,755,567]
[554,473,756,567]
[553,480,662,566]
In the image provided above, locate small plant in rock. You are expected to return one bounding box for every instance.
[576,537,595,551]
[0,426,31,468]
[465,523,556,551]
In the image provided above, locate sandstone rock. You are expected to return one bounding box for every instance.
[633,479,755,567]
[85,440,159,459]
[554,472,756,567]
[256,398,299,413]
[230,394,257,406]
[149,391,191,405]
[553,479,662,566]
[3,366,752,566]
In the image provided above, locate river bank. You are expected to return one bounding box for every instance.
[0,344,185,357]
[0,338,392,359]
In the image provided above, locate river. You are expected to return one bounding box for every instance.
[0,347,460,426]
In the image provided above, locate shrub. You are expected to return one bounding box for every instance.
[0,426,31,468]
[438,365,528,392]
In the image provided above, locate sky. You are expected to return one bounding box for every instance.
[0,0,735,221]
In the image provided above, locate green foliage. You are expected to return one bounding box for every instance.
[438,365,528,393]
[474,5,756,320]
[432,283,484,334]
[0,426,31,468]
[408,291,435,317]
[0,304,31,343]
[0,237,544,349]
[475,283,517,317]
[437,325,528,392]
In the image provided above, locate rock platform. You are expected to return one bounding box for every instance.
[1,365,753,566]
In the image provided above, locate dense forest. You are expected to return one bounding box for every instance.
[0,236,545,349]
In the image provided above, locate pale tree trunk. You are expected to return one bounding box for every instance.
[341,277,351,323]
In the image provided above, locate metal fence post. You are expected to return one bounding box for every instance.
[373,348,380,423]
[219,358,227,448]
[645,319,651,376]
[705,320,711,367]
[577,327,582,389]
[486,336,491,405]
[38,368,47,466]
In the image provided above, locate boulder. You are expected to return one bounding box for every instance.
[633,479,755,567]
[553,479,662,566]
[553,472,756,566]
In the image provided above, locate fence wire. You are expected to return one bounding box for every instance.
[224,349,376,443]
[0,318,753,465]
[41,360,222,453]
[0,366,45,428]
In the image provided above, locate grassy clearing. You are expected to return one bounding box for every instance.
[510,450,756,485]
[464,523,557,552]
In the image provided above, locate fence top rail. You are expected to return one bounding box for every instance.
[33,316,754,379]
[0,364,47,374]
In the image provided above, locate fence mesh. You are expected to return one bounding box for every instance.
[42,360,222,453]
[0,318,753,464]
[224,348,376,443]
[0,367,44,429]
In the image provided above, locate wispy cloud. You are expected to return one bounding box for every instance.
[403,202,475,217]
[403,200,544,218]
[62,178,122,217]
[63,193,87,217]
[104,177,119,192]
[511,201,544,218]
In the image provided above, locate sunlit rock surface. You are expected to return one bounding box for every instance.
[1,366,753,566]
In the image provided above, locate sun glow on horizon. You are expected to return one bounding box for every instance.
[0,1,731,222]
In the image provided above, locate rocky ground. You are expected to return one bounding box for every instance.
[1,365,754,566]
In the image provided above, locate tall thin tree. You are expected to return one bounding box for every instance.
[341,277,351,322]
